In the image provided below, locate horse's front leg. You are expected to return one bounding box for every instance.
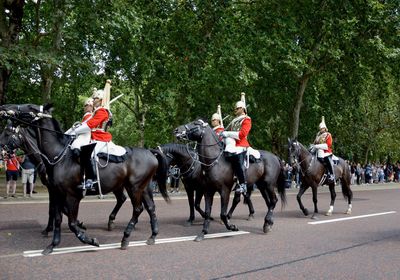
[297,185,310,216]
[66,195,99,247]
[42,187,55,236]
[108,188,127,231]
[227,192,241,220]
[325,184,336,216]
[195,190,214,242]
[185,184,196,226]
[42,195,63,255]
[220,186,239,232]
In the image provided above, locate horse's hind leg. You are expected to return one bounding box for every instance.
[121,206,143,250]
[297,185,310,216]
[108,189,127,231]
[326,184,336,216]
[310,185,319,219]
[142,189,158,245]
[259,185,277,233]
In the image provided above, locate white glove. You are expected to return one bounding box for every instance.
[221,131,240,140]
[314,143,328,150]
[73,123,91,135]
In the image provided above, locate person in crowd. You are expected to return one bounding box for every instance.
[4,149,19,198]
[221,100,252,194]
[20,154,36,197]
[312,116,335,183]
[169,166,181,193]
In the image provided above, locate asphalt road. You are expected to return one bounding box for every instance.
[0,183,399,280]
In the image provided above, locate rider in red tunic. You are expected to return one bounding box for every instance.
[73,88,112,190]
[221,100,252,194]
[313,116,335,183]
[211,113,224,136]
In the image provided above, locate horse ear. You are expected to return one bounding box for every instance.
[43,103,54,114]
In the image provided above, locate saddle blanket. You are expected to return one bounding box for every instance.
[94,141,127,163]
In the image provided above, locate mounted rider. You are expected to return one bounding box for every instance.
[72,80,113,190]
[211,113,224,136]
[313,116,335,183]
[221,93,251,194]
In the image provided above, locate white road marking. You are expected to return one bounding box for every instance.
[308,211,397,225]
[23,231,250,257]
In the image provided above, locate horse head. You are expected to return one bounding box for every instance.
[0,103,53,126]
[287,138,301,166]
[174,119,209,142]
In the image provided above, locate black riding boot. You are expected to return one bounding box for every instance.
[78,143,97,190]
[230,152,247,194]
[324,156,335,183]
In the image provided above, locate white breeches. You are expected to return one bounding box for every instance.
[224,137,246,154]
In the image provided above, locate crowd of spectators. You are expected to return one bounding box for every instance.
[349,161,400,185]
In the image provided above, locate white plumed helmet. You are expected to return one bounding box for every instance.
[319,116,328,130]
[84,98,93,107]
[211,113,221,122]
[92,88,104,100]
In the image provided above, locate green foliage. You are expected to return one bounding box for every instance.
[1,0,399,163]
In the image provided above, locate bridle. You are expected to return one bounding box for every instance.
[0,107,73,166]
[176,120,224,168]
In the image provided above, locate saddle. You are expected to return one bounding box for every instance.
[95,141,127,163]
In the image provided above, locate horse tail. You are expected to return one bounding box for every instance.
[340,160,352,200]
[150,149,170,203]
[277,157,287,207]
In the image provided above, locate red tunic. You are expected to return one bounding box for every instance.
[213,126,224,135]
[236,116,251,147]
[81,112,92,123]
[86,107,112,142]
[6,155,19,171]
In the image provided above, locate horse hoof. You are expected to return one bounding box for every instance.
[303,209,309,216]
[325,211,332,216]
[121,240,129,250]
[311,215,318,220]
[41,230,50,237]
[247,214,254,221]
[184,220,193,227]
[263,224,272,233]
[42,246,54,256]
[91,238,100,247]
[229,225,239,231]
[146,237,156,245]
[345,210,352,215]
[209,217,214,221]
[194,234,205,242]
[107,222,114,231]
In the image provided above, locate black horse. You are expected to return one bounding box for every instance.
[287,138,353,218]
[175,119,287,241]
[0,104,169,254]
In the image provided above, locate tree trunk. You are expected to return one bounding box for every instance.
[291,74,310,139]
[0,0,25,104]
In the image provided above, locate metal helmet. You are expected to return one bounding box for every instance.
[319,116,328,130]
[211,113,221,122]
[84,98,93,107]
[92,88,104,100]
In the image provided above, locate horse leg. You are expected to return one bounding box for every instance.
[185,185,195,226]
[310,185,319,219]
[342,179,353,214]
[326,184,336,216]
[121,205,143,250]
[227,192,241,220]
[142,189,158,245]
[194,187,212,221]
[42,187,55,236]
[195,190,215,242]
[219,187,239,232]
[108,188,127,231]
[297,185,310,216]
[244,187,255,221]
[42,195,64,255]
[66,195,99,247]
